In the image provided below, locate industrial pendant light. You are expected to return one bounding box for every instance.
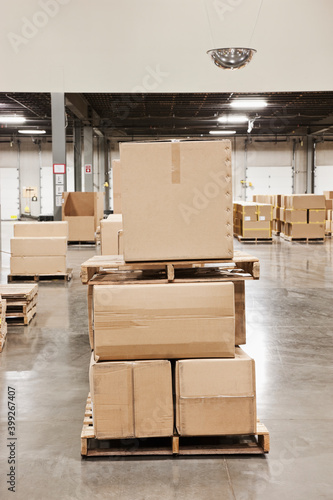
[205,0,263,70]
[207,48,257,70]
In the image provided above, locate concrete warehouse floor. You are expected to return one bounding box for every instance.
[0,222,333,500]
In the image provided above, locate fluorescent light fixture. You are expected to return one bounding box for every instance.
[18,129,46,134]
[218,115,248,124]
[0,116,26,124]
[209,130,236,135]
[230,100,267,109]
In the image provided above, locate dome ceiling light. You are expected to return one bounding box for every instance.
[207,48,257,70]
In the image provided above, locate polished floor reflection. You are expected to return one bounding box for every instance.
[0,228,332,500]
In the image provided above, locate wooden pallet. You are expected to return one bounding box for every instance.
[6,294,38,315]
[6,305,37,326]
[8,269,73,283]
[0,322,7,352]
[81,395,269,457]
[68,241,96,246]
[282,235,325,243]
[80,251,260,285]
[0,284,38,302]
[235,235,273,244]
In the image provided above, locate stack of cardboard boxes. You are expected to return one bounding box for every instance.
[88,140,259,442]
[281,195,326,239]
[233,201,273,240]
[0,296,7,352]
[10,222,68,276]
[324,191,333,235]
[100,214,123,255]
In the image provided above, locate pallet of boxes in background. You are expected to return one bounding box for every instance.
[0,296,8,352]
[233,201,273,243]
[80,139,269,457]
[280,194,326,242]
[0,284,38,326]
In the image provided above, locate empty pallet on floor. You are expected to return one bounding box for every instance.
[81,395,269,457]
[0,284,38,326]
[7,269,73,283]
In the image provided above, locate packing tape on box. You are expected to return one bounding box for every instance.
[171,142,181,184]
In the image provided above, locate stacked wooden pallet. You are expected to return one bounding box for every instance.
[0,296,7,352]
[0,284,38,326]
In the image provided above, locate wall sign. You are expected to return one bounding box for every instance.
[53,163,66,175]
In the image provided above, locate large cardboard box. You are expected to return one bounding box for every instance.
[285,194,325,210]
[241,220,271,239]
[256,204,273,221]
[120,140,233,262]
[284,209,307,223]
[93,282,235,361]
[323,191,333,200]
[235,203,257,221]
[10,256,67,275]
[90,356,173,439]
[325,199,333,211]
[11,237,67,257]
[308,209,326,223]
[285,223,325,239]
[62,192,104,242]
[100,215,123,255]
[175,347,256,436]
[14,222,68,238]
[112,159,122,214]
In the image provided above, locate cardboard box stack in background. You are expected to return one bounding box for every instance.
[281,194,326,239]
[62,192,104,242]
[0,297,7,352]
[10,222,68,275]
[233,201,273,239]
[85,140,263,444]
[324,191,333,234]
[100,214,123,255]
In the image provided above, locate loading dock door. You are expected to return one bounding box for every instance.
[0,167,20,219]
[246,166,293,200]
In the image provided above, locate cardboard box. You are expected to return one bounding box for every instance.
[11,237,67,257]
[241,220,271,239]
[325,220,331,232]
[235,202,257,222]
[309,209,326,223]
[100,215,123,255]
[325,199,333,211]
[10,256,67,275]
[120,140,233,262]
[175,347,256,436]
[257,204,273,221]
[285,223,325,239]
[112,159,122,214]
[93,282,235,361]
[90,355,173,439]
[284,209,307,224]
[285,194,325,210]
[323,191,333,200]
[327,209,332,221]
[62,192,104,242]
[14,222,68,238]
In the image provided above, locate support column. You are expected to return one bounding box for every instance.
[84,127,94,192]
[306,137,315,194]
[51,93,67,220]
[98,136,110,210]
[74,121,82,192]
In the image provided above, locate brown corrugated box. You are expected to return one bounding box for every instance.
[112,159,122,214]
[308,209,326,223]
[175,347,256,436]
[256,203,273,221]
[285,223,325,238]
[14,222,68,238]
[62,192,104,241]
[11,237,67,257]
[120,140,233,262]
[93,282,235,361]
[90,355,173,439]
[10,256,67,275]
[100,215,123,255]
[285,194,325,210]
[284,209,307,223]
[323,191,333,200]
[240,220,271,239]
[235,202,257,221]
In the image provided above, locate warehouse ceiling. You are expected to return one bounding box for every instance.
[1,92,333,140]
